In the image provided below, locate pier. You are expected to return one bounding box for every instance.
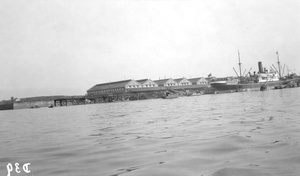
[54,96,86,107]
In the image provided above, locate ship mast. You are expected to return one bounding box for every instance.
[276,51,281,77]
[238,50,242,80]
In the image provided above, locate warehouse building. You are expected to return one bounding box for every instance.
[136,79,158,88]
[153,78,178,87]
[87,79,142,96]
[189,77,209,85]
[174,77,192,86]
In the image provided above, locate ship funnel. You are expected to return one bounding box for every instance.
[258,61,263,73]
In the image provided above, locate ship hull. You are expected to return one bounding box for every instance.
[210,81,284,92]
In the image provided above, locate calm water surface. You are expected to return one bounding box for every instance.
[1,88,300,176]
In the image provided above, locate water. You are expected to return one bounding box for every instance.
[1,88,300,176]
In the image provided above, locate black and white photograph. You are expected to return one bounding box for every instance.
[1,0,300,175]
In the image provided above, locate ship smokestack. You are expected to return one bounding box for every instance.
[258,61,263,73]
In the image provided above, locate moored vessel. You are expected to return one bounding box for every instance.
[210,52,289,92]
[161,94,178,99]
[210,77,284,92]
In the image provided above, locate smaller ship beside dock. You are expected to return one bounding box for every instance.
[161,90,179,99]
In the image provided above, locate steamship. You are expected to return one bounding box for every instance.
[210,52,287,92]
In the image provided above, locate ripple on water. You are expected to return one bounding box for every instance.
[208,167,273,176]
[1,89,300,175]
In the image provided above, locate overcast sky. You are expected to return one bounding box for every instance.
[1,0,299,100]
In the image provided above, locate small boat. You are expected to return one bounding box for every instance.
[260,84,267,91]
[30,105,39,109]
[191,92,203,96]
[162,94,178,99]
[161,90,178,99]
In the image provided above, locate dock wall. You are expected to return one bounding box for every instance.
[14,100,54,109]
[0,103,14,110]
